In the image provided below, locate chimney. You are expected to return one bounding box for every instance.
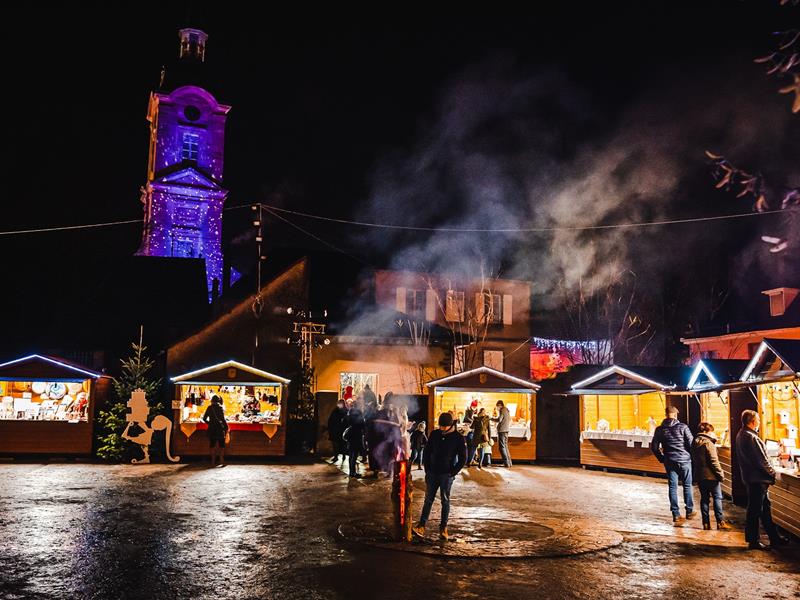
[762,287,800,317]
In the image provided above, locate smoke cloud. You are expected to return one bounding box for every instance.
[354,53,799,307]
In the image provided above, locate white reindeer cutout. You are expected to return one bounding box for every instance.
[121,388,180,464]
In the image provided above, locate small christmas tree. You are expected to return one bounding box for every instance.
[96,329,162,461]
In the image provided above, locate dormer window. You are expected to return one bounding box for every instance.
[181,132,199,162]
[762,287,800,317]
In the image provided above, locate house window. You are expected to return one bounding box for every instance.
[339,372,377,401]
[483,350,504,371]
[484,293,503,324]
[406,289,426,318]
[454,346,467,373]
[445,290,465,322]
[181,132,199,161]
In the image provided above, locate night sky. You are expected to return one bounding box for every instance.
[1,1,798,358]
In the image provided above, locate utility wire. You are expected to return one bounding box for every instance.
[0,219,142,236]
[261,203,793,233]
[261,207,373,267]
[0,202,790,237]
[0,204,249,237]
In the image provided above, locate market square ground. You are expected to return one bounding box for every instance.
[0,462,798,599]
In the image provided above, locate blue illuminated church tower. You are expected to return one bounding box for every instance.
[137,27,230,298]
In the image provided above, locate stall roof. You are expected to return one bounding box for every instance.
[687,359,750,391]
[570,365,692,395]
[425,366,540,391]
[170,360,291,385]
[741,338,800,383]
[0,354,103,381]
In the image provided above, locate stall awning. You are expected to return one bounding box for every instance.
[425,366,540,391]
[686,358,750,392]
[170,360,291,385]
[741,338,800,384]
[569,365,691,395]
[0,354,103,382]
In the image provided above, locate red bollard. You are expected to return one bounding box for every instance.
[391,459,413,542]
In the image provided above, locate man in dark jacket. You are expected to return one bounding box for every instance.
[735,409,789,549]
[690,422,731,530]
[343,408,366,479]
[412,412,467,541]
[327,400,348,464]
[651,405,695,524]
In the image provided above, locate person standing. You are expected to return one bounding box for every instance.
[491,400,513,467]
[464,399,478,465]
[736,409,789,549]
[343,407,366,478]
[471,408,492,470]
[362,384,377,409]
[412,412,467,541]
[203,395,228,467]
[409,422,428,470]
[651,405,695,525]
[327,399,348,463]
[690,422,732,531]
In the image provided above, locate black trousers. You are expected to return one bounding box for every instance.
[745,482,780,543]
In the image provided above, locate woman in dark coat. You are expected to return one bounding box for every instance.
[691,422,731,530]
[343,408,366,478]
[203,395,228,467]
[471,408,492,469]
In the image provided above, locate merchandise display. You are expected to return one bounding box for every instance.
[179,384,282,425]
[433,390,532,439]
[580,392,666,443]
[0,380,90,422]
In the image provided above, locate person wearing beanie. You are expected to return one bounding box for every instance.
[412,412,467,541]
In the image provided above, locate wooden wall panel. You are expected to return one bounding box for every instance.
[580,439,664,475]
[771,474,800,538]
[0,422,93,455]
[173,426,287,457]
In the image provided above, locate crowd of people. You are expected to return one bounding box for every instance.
[326,391,795,548]
[327,385,412,479]
[651,405,791,549]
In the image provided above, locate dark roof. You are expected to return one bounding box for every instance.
[570,364,694,392]
[762,338,800,373]
[697,359,750,385]
[0,354,103,381]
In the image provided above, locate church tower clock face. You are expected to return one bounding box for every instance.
[135,27,232,300]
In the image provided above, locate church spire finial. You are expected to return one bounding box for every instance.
[178,28,208,62]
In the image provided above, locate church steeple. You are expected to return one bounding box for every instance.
[136,27,231,301]
[178,28,208,62]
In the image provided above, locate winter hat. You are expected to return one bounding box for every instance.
[438,412,454,428]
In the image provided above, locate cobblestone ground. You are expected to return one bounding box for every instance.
[0,461,798,600]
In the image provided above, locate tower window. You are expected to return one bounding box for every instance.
[181,132,199,161]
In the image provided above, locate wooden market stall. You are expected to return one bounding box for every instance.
[740,339,800,538]
[0,354,110,456]
[571,365,695,475]
[425,366,539,462]
[170,360,290,458]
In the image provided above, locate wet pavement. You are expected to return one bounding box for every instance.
[0,460,798,599]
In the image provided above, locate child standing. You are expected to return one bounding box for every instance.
[409,422,428,470]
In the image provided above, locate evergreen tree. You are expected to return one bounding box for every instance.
[96,335,162,461]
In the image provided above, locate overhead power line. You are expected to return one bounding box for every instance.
[0,204,250,237]
[261,203,792,233]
